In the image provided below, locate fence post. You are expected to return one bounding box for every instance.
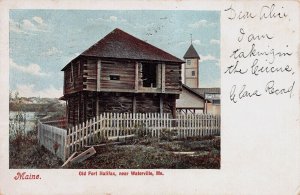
[69,125,77,152]
[89,118,91,144]
[98,115,102,140]
[93,117,96,143]
[85,120,89,146]
[96,115,100,141]
[117,113,119,137]
[63,131,67,162]
[101,114,104,138]
[81,122,85,148]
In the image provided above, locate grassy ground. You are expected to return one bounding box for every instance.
[9,131,63,169]
[71,136,220,169]
[9,132,220,169]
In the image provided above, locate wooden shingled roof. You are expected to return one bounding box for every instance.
[62,28,184,70]
[192,88,221,95]
[182,84,206,101]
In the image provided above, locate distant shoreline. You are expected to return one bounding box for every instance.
[9,97,65,113]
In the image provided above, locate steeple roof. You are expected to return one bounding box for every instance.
[183,44,200,59]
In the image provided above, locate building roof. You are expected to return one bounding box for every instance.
[62,28,184,70]
[192,88,221,95]
[182,84,207,101]
[183,44,200,59]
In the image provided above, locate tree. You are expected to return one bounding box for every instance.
[14,91,19,100]
[9,90,26,138]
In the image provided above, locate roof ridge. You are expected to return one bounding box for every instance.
[62,28,184,71]
[182,84,207,101]
[81,28,183,61]
[112,28,183,61]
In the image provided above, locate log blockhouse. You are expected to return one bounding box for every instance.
[60,28,184,125]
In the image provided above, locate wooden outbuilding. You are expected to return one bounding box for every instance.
[177,42,220,115]
[176,84,207,114]
[176,85,220,115]
[60,28,184,125]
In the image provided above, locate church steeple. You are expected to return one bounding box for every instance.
[183,43,200,88]
[183,44,200,59]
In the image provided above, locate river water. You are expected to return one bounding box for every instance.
[9,111,38,134]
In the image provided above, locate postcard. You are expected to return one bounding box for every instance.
[0,0,299,194]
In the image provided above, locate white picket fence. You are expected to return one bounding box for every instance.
[65,113,220,159]
[38,113,220,161]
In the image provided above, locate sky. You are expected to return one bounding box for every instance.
[9,10,220,98]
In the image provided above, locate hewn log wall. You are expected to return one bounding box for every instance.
[64,59,84,95]
[98,93,133,113]
[163,94,176,114]
[83,59,97,91]
[67,94,80,125]
[64,57,182,95]
[165,63,182,92]
[100,61,135,90]
[66,92,178,125]
[136,94,160,113]
[63,57,182,125]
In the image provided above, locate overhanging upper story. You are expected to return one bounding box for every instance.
[61,28,184,97]
[62,57,183,95]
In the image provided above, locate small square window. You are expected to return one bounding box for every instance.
[110,75,120,80]
[187,60,191,65]
[191,71,195,76]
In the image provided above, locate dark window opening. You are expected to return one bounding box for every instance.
[142,63,157,87]
[110,75,120,80]
[191,70,195,76]
[212,99,220,105]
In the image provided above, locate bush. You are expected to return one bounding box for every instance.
[160,128,178,141]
